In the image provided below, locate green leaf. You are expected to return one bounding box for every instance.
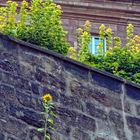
[37,128,44,132]
[48,118,54,125]
[50,111,58,118]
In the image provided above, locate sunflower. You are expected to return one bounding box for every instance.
[42,94,52,103]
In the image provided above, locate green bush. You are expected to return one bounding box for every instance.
[0,0,69,55]
[68,22,140,84]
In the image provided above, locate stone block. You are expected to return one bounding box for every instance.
[125,83,140,100]
[136,105,140,116]
[57,107,96,131]
[0,54,20,75]
[76,113,96,131]
[64,61,89,81]
[0,133,4,140]
[127,116,140,139]
[9,104,42,128]
[31,82,40,95]
[2,72,31,91]
[91,71,122,94]
[126,116,140,133]
[16,90,41,111]
[35,68,66,92]
[60,94,84,111]
[86,102,107,120]
[72,128,91,140]
[70,80,122,110]
[0,84,16,102]
[109,110,127,139]
[109,110,124,129]
[0,116,27,137]
[29,129,43,140]
[55,121,71,137]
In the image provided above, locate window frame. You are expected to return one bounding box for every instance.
[89,36,106,55]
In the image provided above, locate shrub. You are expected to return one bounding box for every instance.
[68,20,91,62]
[68,22,140,84]
[0,0,69,55]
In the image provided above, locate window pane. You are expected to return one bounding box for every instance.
[94,37,99,55]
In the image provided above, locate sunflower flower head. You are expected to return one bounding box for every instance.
[42,94,52,103]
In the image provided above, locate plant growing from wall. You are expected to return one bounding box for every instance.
[38,94,57,140]
[0,0,69,55]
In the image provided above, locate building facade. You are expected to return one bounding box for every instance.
[54,0,140,47]
[1,0,140,48]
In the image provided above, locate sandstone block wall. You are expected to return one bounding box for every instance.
[54,0,140,47]
[0,34,140,140]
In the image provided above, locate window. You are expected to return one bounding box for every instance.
[89,36,106,55]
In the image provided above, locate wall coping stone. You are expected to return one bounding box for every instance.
[0,33,140,91]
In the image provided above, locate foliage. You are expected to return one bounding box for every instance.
[68,20,91,62]
[0,0,69,55]
[38,94,57,140]
[68,22,140,84]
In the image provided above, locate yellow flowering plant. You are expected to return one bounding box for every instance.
[68,20,91,62]
[38,94,57,140]
[0,0,69,55]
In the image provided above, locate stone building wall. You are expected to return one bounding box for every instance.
[1,0,140,46]
[0,34,140,140]
[54,0,140,47]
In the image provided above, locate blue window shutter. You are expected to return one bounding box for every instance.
[89,36,106,55]
[94,37,100,55]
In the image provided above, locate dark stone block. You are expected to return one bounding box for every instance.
[70,80,122,110]
[35,68,66,92]
[0,84,16,102]
[86,102,107,120]
[0,133,4,140]
[0,57,20,75]
[77,113,96,131]
[0,71,2,81]
[19,50,41,66]
[60,94,84,111]
[109,110,124,128]
[0,117,27,137]
[57,107,96,131]
[127,116,140,132]
[29,129,43,140]
[7,137,17,140]
[72,128,91,140]
[125,83,140,100]
[57,107,77,127]
[31,82,40,95]
[64,61,89,80]
[95,137,107,140]
[0,98,8,117]
[9,104,42,128]
[136,105,140,115]
[2,72,31,91]
[91,71,122,94]
[109,111,127,139]
[19,62,35,81]
[16,90,41,111]
[56,122,71,137]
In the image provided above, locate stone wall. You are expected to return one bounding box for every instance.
[0,34,140,140]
